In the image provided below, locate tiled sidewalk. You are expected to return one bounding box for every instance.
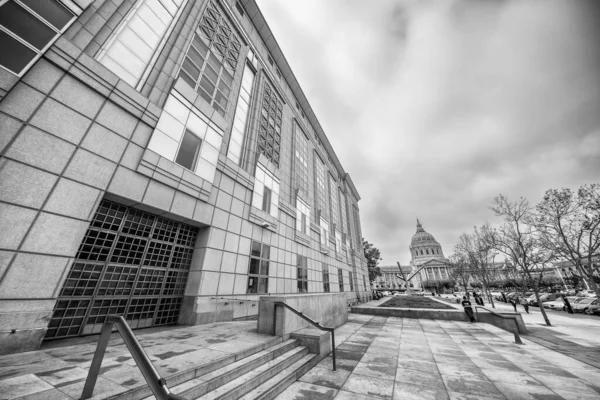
[276,315,600,400]
[0,321,275,400]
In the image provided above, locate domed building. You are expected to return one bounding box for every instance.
[409,219,453,290]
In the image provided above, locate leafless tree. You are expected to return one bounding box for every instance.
[448,253,472,297]
[535,184,600,298]
[490,195,554,326]
[455,223,496,308]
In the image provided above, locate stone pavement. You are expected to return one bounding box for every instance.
[276,314,600,400]
[0,321,276,400]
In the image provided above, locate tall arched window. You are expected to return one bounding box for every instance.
[426,249,429,255]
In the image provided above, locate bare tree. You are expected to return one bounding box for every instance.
[455,223,496,308]
[535,184,600,298]
[490,195,554,326]
[448,253,472,297]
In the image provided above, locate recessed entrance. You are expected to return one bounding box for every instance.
[45,200,199,340]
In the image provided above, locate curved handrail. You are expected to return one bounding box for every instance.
[273,301,337,371]
[81,316,186,400]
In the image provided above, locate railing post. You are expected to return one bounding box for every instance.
[81,320,114,399]
[330,330,336,371]
[273,302,279,336]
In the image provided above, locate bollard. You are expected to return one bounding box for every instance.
[513,329,524,345]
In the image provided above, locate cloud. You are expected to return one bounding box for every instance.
[256,0,600,265]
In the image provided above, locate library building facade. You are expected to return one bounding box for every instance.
[0,0,369,354]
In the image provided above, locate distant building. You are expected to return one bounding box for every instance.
[373,264,413,290]
[409,220,452,289]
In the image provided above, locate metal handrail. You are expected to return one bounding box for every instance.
[81,316,186,400]
[273,301,336,371]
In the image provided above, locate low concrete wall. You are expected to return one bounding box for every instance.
[475,309,527,334]
[258,293,348,336]
[351,306,527,334]
[351,306,470,322]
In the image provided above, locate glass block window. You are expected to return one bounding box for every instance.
[98,0,184,87]
[46,200,198,340]
[353,205,362,249]
[252,163,280,219]
[294,125,310,200]
[227,61,256,165]
[338,268,344,292]
[329,174,339,230]
[295,197,310,235]
[257,82,283,166]
[177,0,241,116]
[297,255,308,293]
[0,0,75,76]
[247,240,270,294]
[322,264,330,293]
[314,154,328,222]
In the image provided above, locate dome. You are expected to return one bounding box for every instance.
[410,219,439,246]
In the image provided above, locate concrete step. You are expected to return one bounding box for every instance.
[158,339,299,400]
[238,353,317,400]
[193,345,309,400]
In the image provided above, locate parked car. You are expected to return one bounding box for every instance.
[576,290,597,298]
[529,293,562,306]
[585,300,600,315]
[543,296,578,311]
[572,298,598,313]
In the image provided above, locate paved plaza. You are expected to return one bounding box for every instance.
[1,311,600,399]
[277,314,600,400]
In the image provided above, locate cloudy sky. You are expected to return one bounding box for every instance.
[256,0,600,265]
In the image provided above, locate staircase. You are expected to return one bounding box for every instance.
[139,338,318,400]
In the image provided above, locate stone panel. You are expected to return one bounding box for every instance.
[170,191,196,220]
[0,113,22,154]
[0,254,70,298]
[21,213,89,257]
[29,98,92,145]
[64,148,117,189]
[0,203,37,250]
[0,160,58,208]
[0,83,45,122]
[0,250,15,280]
[96,101,138,139]
[81,123,128,162]
[44,178,101,220]
[21,59,65,94]
[141,180,176,213]
[50,75,105,118]
[107,166,150,203]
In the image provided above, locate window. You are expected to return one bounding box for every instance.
[267,54,274,66]
[314,155,328,222]
[349,272,354,292]
[257,82,283,166]
[296,197,310,235]
[295,101,300,111]
[174,130,202,171]
[247,240,270,294]
[352,206,362,249]
[146,92,223,182]
[338,268,344,292]
[329,174,339,230]
[234,0,244,16]
[294,125,310,198]
[322,264,330,293]
[426,249,429,255]
[301,110,305,119]
[339,189,348,237]
[363,276,367,292]
[227,60,256,165]
[275,68,281,80]
[177,0,241,116]
[0,0,75,76]
[98,0,184,87]
[262,187,272,214]
[297,255,308,293]
[252,163,279,218]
